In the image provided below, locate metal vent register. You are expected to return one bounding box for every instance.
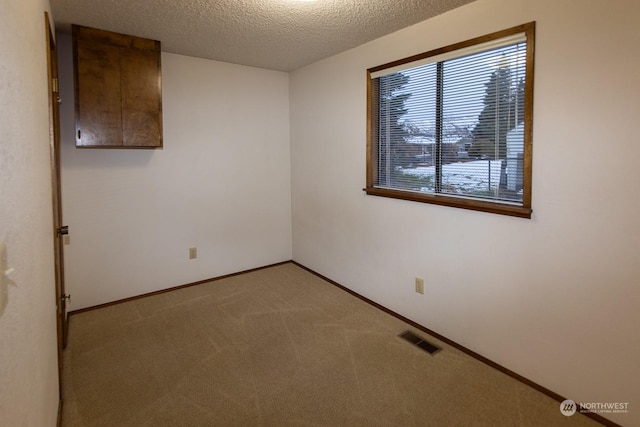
[399,331,442,355]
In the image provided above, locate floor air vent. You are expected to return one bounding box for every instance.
[399,331,442,355]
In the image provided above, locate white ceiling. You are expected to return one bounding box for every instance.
[51,0,475,72]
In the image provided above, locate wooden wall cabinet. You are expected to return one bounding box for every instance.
[72,25,163,148]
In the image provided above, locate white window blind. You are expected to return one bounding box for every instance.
[373,33,529,205]
[370,33,526,79]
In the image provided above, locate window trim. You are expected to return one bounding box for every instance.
[365,22,535,219]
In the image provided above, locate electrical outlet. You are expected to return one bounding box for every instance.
[415,277,425,294]
[189,247,197,259]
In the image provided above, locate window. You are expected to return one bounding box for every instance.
[366,23,535,218]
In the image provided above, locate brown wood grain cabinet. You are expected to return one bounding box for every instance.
[72,25,163,148]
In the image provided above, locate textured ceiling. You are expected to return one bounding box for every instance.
[51,0,476,72]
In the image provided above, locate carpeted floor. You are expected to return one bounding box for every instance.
[61,262,601,426]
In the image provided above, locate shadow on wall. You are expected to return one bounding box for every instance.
[0,242,16,317]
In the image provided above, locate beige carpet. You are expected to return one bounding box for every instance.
[61,263,601,426]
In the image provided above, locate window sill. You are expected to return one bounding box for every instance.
[364,187,532,219]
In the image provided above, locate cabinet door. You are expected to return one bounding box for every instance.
[73,25,162,148]
[75,39,123,147]
[120,46,162,147]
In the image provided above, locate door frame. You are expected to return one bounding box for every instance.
[44,11,68,401]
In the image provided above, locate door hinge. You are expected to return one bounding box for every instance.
[57,225,69,237]
[52,78,59,93]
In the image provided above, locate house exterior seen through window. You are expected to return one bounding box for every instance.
[366,23,535,218]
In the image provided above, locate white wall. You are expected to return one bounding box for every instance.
[58,38,292,310]
[0,1,61,426]
[290,0,640,425]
